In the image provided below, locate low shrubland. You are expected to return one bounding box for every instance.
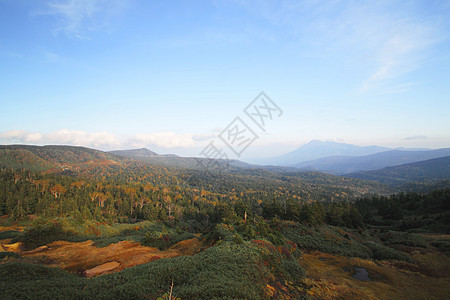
[281,222,412,261]
[380,231,429,248]
[0,240,305,299]
[8,217,195,250]
[0,230,21,240]
[13,220,82,250]
[363,241,411,261]
[0,251,21,260]
[431,239,450,256]
[2,215,442,299]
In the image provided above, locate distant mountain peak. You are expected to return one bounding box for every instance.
[259,140,390,166]
[293,148,450,174]
[308,139,341,144]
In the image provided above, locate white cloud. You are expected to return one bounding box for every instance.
[0,130,27,139]
[45,129,121,148]
[131,132,198,148]
[24,132,43,143]
[39,0,127,39]
[192,134,216,141]
[404,135,428,140]
[0,129,208,151]
[0,130,43,143]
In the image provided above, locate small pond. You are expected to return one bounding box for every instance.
[352,267,372,281]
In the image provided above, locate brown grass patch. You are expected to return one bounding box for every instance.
[299,250,450,299]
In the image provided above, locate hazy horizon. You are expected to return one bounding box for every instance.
[1,0,449,160]
[1,139,447,163]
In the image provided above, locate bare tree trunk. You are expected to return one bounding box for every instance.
[169,279,174,300]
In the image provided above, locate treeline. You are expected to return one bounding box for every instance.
[0,168,365,229]
[0,168,215,225]
[355,189,450,233]
[185,169,384,200]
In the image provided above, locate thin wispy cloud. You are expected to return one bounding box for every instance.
[358,18,437,94]
[0,51,24,59]
[43,50,65,63]
[309,1,440,94]
[404,135,428,140]
[232,0,445,95]
[38,0,127,39]
[378,82,416,95]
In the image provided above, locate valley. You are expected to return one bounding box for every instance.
[0,145,449,299]
[2,1,449,299]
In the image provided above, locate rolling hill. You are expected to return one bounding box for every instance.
[110,148,299,173]
[0,145,182,186]
[110,148,229,170]
[347,156,450,187]
[0,145,124,173]
[0,144,388,197]
[109,148,179,159]
[293,148,450,174]
[109,148,161,158]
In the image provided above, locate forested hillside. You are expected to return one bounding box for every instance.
[0,145,388,222]
[1,145,449,299]
[348,156,450,190]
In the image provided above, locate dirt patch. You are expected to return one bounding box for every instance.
[16,236,206,276]
[84,261,120,276]
[23,245,48,254]
[0,242,21,253]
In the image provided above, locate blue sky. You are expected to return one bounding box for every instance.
[0,0,449,159]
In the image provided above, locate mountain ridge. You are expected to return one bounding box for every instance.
[346,156,450,188]
[109,148,179,158]
[293,148,450,174]
[258,140,391,166]
[0,144,124,172]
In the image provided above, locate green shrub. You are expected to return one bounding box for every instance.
[206,223,236,243]
[15,220,81,250]
[252,239,305,291]
[282,226,371,258]
[0,251,21,260]
[85,242,269,299]
[383,232,429,248]
[233,233,244,244]
[0,262,85,299]
[0,230,21,240]
[431,239,450,256]
[281,224,413,261]
[364,242,410,261]
[141,227,194,250]
[281,257,306,281]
